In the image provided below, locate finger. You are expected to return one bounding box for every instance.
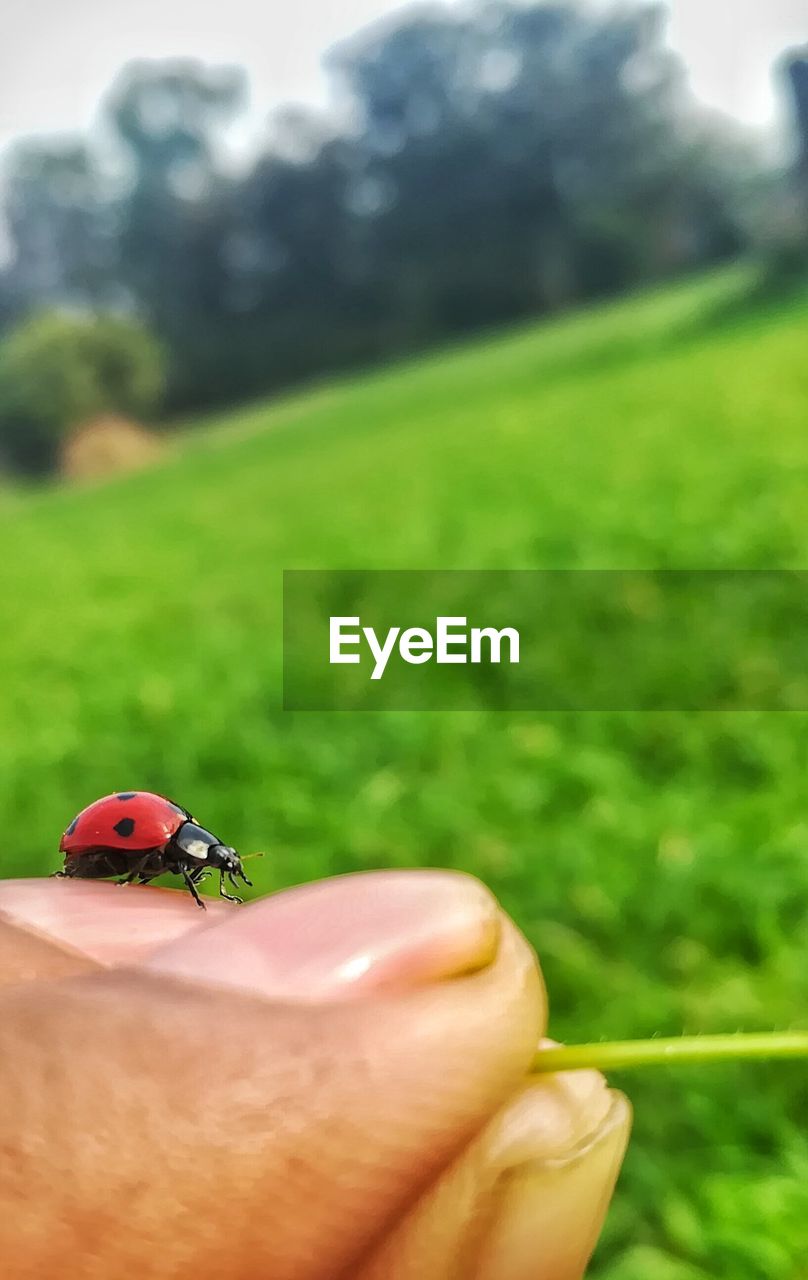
[144,867,502,998]
[355,1062,631,1280]
[0,870,544,1280]
[472,1085,630,1280]
[0,915,99,986]
[0,878,229,971]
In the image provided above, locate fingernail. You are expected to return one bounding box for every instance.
[145,869,501,1000]
[475,1079,631,1280]
[0,879,229,965]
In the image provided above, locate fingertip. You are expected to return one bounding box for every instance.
[145,869,502,999]
[0,878,229,965]
[473,1089,631,1279]
[354,1069,629,1280]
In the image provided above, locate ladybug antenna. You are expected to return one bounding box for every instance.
[240,851,266,863]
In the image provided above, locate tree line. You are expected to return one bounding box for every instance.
[0,1,800,471]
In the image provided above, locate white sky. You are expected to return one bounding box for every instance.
[0,0,805,160]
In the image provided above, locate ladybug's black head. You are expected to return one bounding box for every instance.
[207,844,253,899]
[207,844,241,874]
[174,820,253,902]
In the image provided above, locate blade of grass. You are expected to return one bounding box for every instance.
[531,1032,808,1074]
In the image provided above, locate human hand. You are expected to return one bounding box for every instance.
[0,870,630,1279]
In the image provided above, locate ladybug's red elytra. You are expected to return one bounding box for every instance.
[53,791,252,909]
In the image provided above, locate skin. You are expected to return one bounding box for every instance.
[0,869,631,1280]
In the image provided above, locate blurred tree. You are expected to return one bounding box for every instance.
[1,140,116,310]
[786,49,808,185]
[785,47,808,247]
[749,46,808,282]
[218,120,385,397]
[0,311,165,474]
[101,60,246,405]
[0,274,17,335]
[329,1,746,343]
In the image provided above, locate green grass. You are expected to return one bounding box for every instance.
[3,264,808,1276]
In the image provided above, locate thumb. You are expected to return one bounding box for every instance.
[0,871,543,1280]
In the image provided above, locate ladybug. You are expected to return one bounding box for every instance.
[53,791,252,909]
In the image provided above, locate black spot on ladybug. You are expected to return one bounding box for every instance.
[114,818,136,838]
[116,792,137,801]
[65,816,79,836]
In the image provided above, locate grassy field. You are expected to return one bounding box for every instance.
[2,266,808,1276]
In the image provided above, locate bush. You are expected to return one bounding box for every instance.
[0,310,165,474]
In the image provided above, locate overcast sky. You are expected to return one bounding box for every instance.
[0,0,805,159]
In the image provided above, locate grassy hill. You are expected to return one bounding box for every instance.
[3,266,808,1276]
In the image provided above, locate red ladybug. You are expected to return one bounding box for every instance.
[54,791,252,909]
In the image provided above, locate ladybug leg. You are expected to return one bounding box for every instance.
[218,870,243,905]
[181,868,207,910]
[52,858,82,879]
[117,852,154,886]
